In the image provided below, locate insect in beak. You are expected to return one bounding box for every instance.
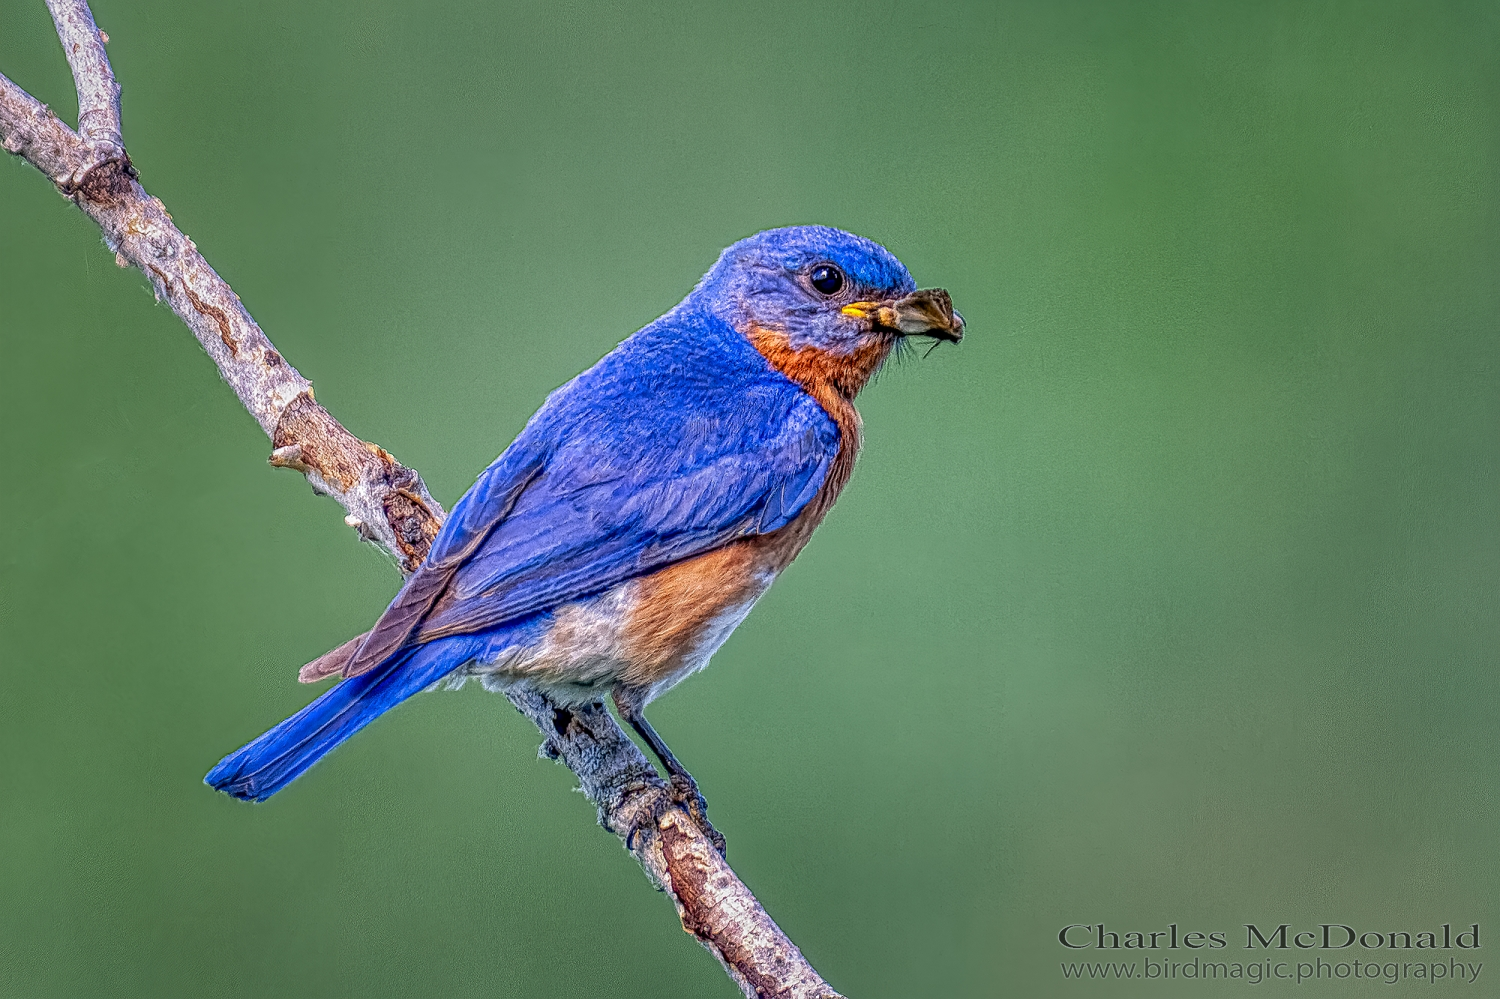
[842,288,964,343]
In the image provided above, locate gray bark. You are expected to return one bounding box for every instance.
[0,5,844,997]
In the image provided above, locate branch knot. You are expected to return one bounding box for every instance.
[61,144,134,205]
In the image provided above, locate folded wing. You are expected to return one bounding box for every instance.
[339,364,838,677]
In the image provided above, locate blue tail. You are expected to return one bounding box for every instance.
[206,638,471,801]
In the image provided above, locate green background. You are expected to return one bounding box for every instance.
[2,1,1497,996]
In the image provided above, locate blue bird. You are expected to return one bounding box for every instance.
[206,225,963,845]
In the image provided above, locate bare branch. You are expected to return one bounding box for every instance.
[512,694,845,999]
[2,4,845,995]
[0,69,80,179]
[5,2,443,573]
[45,0,120,146]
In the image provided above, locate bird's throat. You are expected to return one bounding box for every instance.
[745,325,893,413]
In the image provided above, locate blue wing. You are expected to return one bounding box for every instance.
[208,314,840,800]
[340,317,840,674]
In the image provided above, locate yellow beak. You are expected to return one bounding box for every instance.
[842,288,964,342]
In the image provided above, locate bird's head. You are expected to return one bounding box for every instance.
[690,226,964,365]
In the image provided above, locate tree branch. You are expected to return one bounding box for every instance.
[45,0,120,146]
[1,4,844,996]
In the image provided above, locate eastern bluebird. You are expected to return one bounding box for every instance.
[206,225,963,845]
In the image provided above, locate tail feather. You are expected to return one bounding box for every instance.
[206,639,471,801]
[297,631,370,683]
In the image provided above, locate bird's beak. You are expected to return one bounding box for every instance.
[842,289,965,342]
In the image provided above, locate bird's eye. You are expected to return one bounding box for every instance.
[809,264,844,296]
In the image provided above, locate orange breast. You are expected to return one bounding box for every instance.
[619,541,769,686]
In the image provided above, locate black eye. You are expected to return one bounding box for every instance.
[809,264,844,296]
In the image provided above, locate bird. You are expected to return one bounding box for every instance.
[206,225,963,847]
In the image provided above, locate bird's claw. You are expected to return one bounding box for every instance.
[623,800,658,854]
[622,777,727,857]
[669,773,727,857]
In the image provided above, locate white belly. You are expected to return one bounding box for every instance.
[463,572,771,706]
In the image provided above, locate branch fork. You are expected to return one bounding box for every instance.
[1,4,844,996]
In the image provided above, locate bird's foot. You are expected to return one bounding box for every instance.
[622,776,726,857]
[623,792,664,854]
[668,772,727,857]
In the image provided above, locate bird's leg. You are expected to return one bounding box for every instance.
[612,690,726,855]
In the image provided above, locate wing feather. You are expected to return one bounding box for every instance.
[340,331,838,676]
[340,454,542,677]
[417,400,835,640]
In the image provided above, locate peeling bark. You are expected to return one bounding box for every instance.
[1,4,845,997]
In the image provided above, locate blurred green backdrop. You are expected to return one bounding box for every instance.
[2,1,1498,996]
